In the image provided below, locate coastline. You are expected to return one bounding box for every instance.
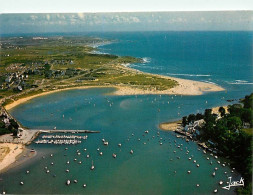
[4,74,224,111]
[0,143,24,173]
[159,105,229,131]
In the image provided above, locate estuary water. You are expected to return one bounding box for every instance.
[1,31,252,194]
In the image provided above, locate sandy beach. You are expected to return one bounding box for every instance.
[4,74,224,111]
[0,143,24,172]
[159,120,183,131]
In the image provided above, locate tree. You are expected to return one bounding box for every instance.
[218,106,226,117]
[187,114,196,124]
[9,119,19,129]
[227,116,242,131]
[242,93,253,109]
[196,113,204,120]
[182,116,187,127]
[228,104,243,117]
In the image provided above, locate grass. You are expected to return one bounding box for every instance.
[242,128,253,136]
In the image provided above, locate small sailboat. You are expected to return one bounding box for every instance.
[103,141,109,146]
[130,150,134,154]
[212,172,216,177]
[112,153,117,158]
[20,181,24,185]
[90,160,95,170]
[74,179,78,183]
[83,184,87,188]
[99,152,103,156]
[118,143,122,147]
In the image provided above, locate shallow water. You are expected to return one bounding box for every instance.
[0,88,238,194]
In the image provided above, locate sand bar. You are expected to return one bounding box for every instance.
[4,74,224,111]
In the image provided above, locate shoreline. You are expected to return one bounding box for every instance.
[159,120,183,131]
[0,143,24,173]
[4,75,224,111]
[159,105,229,131]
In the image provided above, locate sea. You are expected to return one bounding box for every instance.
[1,31,252,194]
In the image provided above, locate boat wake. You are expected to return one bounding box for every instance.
[226,80,253,85]
[167,73,211,77]
[142,57,151,63]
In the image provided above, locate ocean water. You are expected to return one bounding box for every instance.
[1,31,252,194]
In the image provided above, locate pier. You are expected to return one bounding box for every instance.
[35,129,100,134]
[0,129,100,145]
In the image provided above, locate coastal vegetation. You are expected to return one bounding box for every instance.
[180,93,253,194]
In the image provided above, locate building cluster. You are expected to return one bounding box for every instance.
[0,108,18,130]
[2,71,29,91]
[183,119,205,137]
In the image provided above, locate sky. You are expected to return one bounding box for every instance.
[0,0,253,13]
[0,1,252,34]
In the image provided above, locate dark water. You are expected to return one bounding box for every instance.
[1,31,252,194]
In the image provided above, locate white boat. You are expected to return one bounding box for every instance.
[130,150,134,154]
[118,143,122,147]
[83,184,87,188]
[112,153,117,158]
[212,172,216,177]
[90,160,95,170]
[66,180,71,185]
[99,152,103,156]
[20,181,24,185]
[74,180,78,183]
